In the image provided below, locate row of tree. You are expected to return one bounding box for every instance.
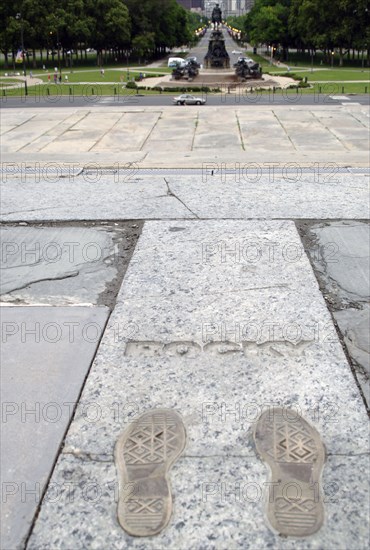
[0,0,204,68]
[228,0,369,66]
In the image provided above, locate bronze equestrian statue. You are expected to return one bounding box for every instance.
[211,3,222,29]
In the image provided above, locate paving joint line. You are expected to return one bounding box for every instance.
[190,110,199,151]
[310,110,352,152]
[139,111,163,151]
[271,109,298,151]
[235,111,245,151]
[87,112,126,152]
[46,110,91,145]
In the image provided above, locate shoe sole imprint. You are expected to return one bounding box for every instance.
[254,407,326,537]
[115,409,186,536]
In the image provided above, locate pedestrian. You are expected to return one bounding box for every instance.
[65,75,69,82]
[47,73,51,82]
[100,67,105,77]
[53,72,57,84]
[29,70,33,79]
[58,74,62,83]
[42,64,46,70]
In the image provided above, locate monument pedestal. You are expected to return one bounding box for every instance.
[204,29,230,69]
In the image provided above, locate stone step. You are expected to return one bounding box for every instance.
[28,220,369,549]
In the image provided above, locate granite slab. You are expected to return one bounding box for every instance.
[0,306,109,550]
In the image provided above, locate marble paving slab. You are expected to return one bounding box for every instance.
[1,306,109,550]
[1,173,368,221]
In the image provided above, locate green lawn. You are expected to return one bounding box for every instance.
[281,82,369,94]
[270,68,370,81]
[1,83,175,98]
[1,57,369,98]
[33,69,167,84]
[244,52,370,83]
[2,80,368,98]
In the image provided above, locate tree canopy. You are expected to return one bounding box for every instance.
[230,0,370,64]
[0,0,203,67]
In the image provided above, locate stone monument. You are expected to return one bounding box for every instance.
[234,57,262,80]
[204,29,230,69]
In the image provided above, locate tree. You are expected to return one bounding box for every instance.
[245,0,292,59]
[132,32,155,62]
[124,0,192,57]
[0,0,23,69]
[86,0,131,64]
[289,0,370,65]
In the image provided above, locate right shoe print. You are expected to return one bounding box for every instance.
[254,407,326,537]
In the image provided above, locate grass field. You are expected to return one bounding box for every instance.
[270,68,370,81]
[0,83,172,98]
[1,81,368,99]
[1,55,368,96]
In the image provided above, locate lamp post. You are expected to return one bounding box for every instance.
[331,50,334,68]
[311,48,314,73]
[16,12,27,95]
[15,13,26,77]
[50,28,61,78]
[124,49,131,80]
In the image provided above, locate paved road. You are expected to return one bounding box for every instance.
[1,93,369,108]
[186,25,242,64]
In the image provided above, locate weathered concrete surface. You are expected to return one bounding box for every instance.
[1,172,368,221]
[27,454,370,550]
[303,221,370,406]
[308,221,369,305]
[0,224,141,306]
[0,306,109,550]
[334,306,370,404]
[0,176,194,221]
[1,105,369,166]
[28,221,369,549]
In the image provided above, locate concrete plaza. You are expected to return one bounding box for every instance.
[1,95,369,550]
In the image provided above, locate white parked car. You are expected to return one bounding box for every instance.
[173,94,206,105]
[232,49,242,54]
[238,56,254,63]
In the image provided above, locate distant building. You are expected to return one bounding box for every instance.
[202,0,254,18]
[176,0,204,9]
[223,1,255,16]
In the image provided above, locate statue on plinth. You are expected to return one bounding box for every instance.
[234,57,262,80]
[211,3,222,29]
